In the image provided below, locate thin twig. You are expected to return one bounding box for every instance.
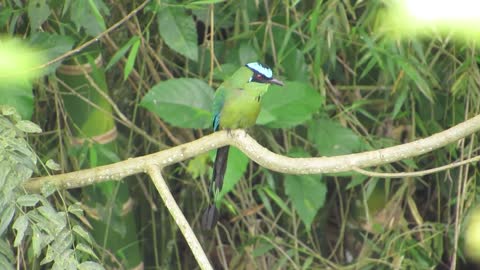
[353,155,480,178]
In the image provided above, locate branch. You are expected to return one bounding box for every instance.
[146,165,213,270]
[25,114,480,192]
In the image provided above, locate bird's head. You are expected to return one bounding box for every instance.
[245,62,284,86]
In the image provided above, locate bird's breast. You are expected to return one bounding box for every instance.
[219,92,261,129]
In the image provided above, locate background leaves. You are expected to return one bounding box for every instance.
[140,78,214,128]
[2,0,478,269]
[157,7,198,61]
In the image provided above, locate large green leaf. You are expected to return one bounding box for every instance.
[284,149,326,229]
[257,81,323,128]
[217,147,249,200]
[285,174,326,229]
[140,78,213,128]
[308,118,364,156]
[157,7,198,61]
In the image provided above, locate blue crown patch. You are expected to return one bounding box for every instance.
[246,62,273,79]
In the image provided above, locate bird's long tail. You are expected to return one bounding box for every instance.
[201,146,230,229]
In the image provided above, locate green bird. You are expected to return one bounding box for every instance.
[202,62,283,229]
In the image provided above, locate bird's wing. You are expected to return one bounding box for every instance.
[212,86,226,131]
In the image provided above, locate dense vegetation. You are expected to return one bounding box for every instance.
[0,0,479,269]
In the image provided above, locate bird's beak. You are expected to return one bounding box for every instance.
[269,78,284,86]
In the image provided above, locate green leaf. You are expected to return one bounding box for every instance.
[258,81,323,128]
[252,239,275,257]
[37,205,65,230]
[263,187,292,216]
[123,37,140,81]
[0,239,15,268]
[0,8,12,28]
[283,49,309,82]
[12,215,28,247]
[16,120,42,133]
[67,203,84,219]
[392,88,409,119]
[157,7,198,61]
[0,205,15,236]
[29,32,75,75]
[257,188,274,217]
[27,0,51,31]
[186,0,226,7]
[212,63,239,81]
[31,226,42,257]
[140,78,213,128]
[71,0,108,36]
[186,153,209,179]
[16,194,43,207]
[72,225,92,245]
[308,118,364,156]
[217,147,249,200]
[78,261,105,270]
[1,105,17,116]
[75,243,99,260]
[46,159,61,171]
[0,80,33,120]
[284,149,326,229]
[105,36,139,70]
[238,42,258,65]
[284,173,326,229]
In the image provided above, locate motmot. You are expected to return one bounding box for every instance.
[202,62,283,229]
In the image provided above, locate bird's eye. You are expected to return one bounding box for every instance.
[256,74,263,79]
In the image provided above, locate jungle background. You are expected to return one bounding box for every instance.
[0,0,479,269]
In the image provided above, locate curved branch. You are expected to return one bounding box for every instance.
[25,114,480,192]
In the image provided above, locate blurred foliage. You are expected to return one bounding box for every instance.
[0,0,479,269]
[0,106,102,269]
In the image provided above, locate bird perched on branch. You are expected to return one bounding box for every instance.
[202,62,283,229]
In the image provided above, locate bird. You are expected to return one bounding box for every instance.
[201,62,283,230]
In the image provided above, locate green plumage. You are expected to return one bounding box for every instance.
[202,63,282,230]
[212,66,270,130]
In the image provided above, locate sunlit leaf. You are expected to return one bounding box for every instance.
[0,205,15,236]
[16,194,43,207]
[16,120,42,133]
[46,159,61,171]
[72,225,92,245]
[75,243,99,260]
[12,215,28,247]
